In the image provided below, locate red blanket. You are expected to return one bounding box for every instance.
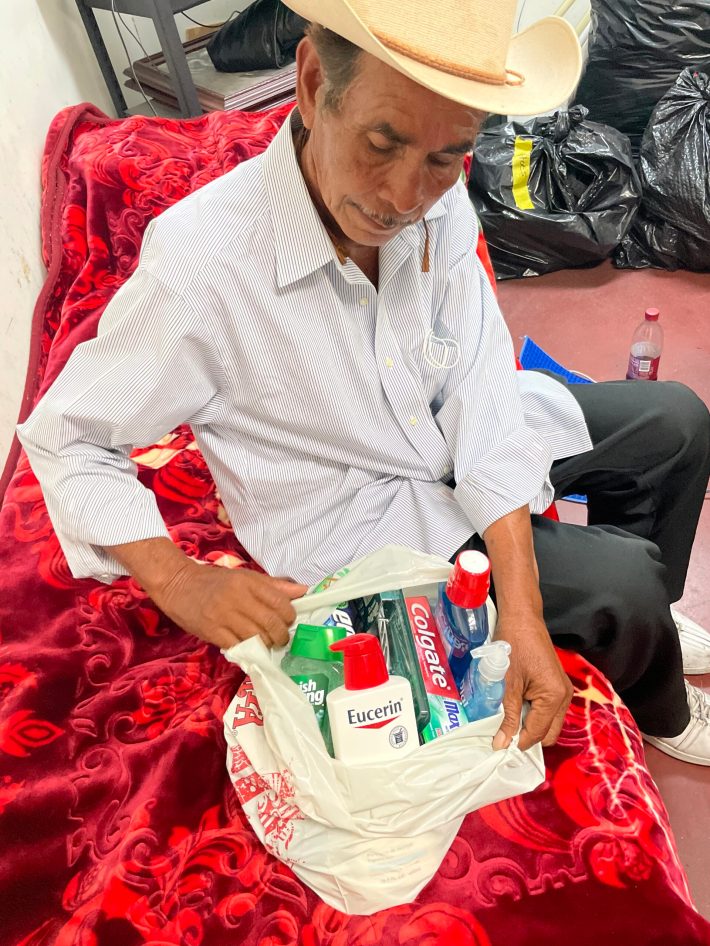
[1,103,708,946]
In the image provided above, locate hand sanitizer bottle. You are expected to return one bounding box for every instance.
[460,641,512,722]
[437,550,491,686]
[327,633,418,764]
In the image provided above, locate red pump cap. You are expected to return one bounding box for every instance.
[329,633,389,690]
[445,550,491,608]
[645,308,660,321]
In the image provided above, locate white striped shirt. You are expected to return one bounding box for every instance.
[17,112,592,586]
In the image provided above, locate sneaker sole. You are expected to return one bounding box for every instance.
[643,735,710,766]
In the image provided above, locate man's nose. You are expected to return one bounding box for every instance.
[381,164,425,217]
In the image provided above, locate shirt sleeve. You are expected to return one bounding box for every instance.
[433,237,556,537]
[16,266,227,582]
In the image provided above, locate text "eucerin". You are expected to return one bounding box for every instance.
[347,699,403,729]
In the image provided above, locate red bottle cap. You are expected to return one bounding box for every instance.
[445,550,491,608]
[329,633,389,690]
[645,308,660,321]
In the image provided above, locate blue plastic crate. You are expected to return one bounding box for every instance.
[519,337,593,385]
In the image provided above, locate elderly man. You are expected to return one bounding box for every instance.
[18,1,710,764]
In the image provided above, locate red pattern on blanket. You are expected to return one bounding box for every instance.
[0,103,708,946]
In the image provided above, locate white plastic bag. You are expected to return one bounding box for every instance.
[223,545,544,915]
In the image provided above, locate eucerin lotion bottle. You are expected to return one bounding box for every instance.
[327,633,418,764]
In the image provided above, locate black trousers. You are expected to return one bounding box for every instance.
[466,380,710,738]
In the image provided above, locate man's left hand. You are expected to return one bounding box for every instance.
[492,615,573,752]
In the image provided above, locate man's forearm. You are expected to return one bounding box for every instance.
[482,506,543,620]
[106,537,192,599]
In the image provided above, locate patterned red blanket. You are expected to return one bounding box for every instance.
[1,103,708,946]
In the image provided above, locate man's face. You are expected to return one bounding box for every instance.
[298,42,483,248]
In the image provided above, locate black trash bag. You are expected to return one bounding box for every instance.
[468,107,642,280]
[574,0,710,157]
[208,0,307,73]
[615,69,710,272]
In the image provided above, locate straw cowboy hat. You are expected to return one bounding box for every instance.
[283,0,582,115]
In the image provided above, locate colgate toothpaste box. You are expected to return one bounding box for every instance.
[405,595,467,742]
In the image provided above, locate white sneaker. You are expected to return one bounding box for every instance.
[672,608,710,675]
[644,682,710,765]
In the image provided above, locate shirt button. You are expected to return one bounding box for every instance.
[409,416,418,426]
[359,297,369,306]
[385,357,394,369]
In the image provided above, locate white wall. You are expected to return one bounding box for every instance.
[0,0,246,471]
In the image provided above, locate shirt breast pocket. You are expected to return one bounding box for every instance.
[412,318,461,406]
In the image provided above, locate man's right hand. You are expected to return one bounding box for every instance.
[154,559,309,650]
[107,537,309,650]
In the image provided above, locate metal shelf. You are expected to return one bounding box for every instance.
[76,0,212,117]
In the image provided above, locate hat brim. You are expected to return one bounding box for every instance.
[284,0,582,115]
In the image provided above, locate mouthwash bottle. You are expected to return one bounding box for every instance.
[460,641,511,722]
[437,550,491,686]
[281,624,347,755]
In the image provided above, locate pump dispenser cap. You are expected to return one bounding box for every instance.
[445,550,491,608]
[473,641,512,681]
[330,633,389,690]
[645,307,660,321]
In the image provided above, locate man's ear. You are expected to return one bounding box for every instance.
[295,37,324,131]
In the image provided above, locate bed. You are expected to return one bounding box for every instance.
[1,102,708,946]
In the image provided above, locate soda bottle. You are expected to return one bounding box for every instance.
[626,308,663,380]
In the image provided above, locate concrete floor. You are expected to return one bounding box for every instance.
[499,260,710,919]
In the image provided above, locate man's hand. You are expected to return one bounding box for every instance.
[106,537,308,649]
[492,615,573,751]
[153,558,309,650]
[481,506,573,752]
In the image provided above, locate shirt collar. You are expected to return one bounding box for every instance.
[424,195,447,222]
[262,111,341,289]
[261,108,447,289]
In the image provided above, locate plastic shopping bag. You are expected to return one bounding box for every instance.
[223,546,545,915]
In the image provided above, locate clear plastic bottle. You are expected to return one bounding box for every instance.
[460,641,512,722]
[626,307,663,380]
[436,550,491,686]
